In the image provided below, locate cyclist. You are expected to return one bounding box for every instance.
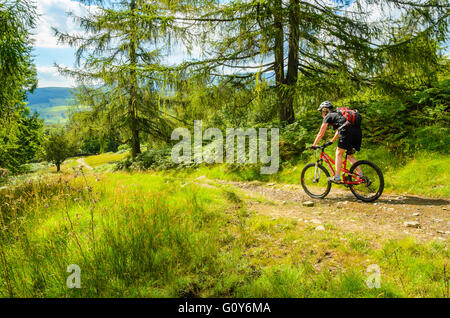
[309,101,363,184]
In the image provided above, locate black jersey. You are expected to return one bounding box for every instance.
[322,112,347,130]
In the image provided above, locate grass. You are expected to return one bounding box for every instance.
[0,171,448,297]
[83,152,130,168]
[152,147,449,198]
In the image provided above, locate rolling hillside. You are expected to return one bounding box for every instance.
[25,87,82,124]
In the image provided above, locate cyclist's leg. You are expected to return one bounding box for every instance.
[335,147,346,177]
[347,153,363,175]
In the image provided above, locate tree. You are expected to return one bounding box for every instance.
[42,130,77,172]
[54,0,186,158]
[178,0,449,124]
[0,0,38,172]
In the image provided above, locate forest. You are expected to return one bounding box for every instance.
[0,0,449,299]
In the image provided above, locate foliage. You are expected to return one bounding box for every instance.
[54,0,190,158]
[41,130,77,172]
[0,0,39,173]
[177,0,449,123]
[0,107,44,173]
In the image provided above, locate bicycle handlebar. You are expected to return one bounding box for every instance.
[309,141,332,151]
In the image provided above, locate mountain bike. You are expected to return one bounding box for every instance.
[301,124,384,202]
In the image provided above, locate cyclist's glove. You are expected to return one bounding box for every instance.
[323,141,333,147]
[308,145,318,150]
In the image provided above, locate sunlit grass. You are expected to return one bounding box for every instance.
[158,149,449,198]
[0,171,447,297]
[84,152,130,168]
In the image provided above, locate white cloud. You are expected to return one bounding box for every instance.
[36,64,76,87]
[33,0,94,48]
[36,65,58,73]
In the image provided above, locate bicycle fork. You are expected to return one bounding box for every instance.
[313,161,322,183]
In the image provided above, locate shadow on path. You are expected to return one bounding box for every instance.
[321,194,449,206]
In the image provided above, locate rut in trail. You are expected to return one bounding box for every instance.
[211,179,450,243]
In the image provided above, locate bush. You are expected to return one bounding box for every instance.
[117,144,130,154]
[409,126,450,154]
[0,168,10,184]
[116,147,180,171]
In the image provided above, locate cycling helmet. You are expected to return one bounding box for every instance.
[318,101,333,111]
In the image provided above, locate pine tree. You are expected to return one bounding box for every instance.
[0,0,38,172]
[178,0,449,124]
[55,0,184,158]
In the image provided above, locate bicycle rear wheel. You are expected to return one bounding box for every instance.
[348,160,384,202]
[301,163,331,199]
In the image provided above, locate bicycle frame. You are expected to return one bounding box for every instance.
[315,150,363,185]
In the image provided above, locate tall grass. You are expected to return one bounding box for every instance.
[1,171,447,297]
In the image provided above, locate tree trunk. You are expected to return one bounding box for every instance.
[56,162,60,172]
[129,0,141,159]
[283,0,299,124]
[273,0,289,124]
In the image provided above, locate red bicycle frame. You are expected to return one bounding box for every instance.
[318,150,363,185]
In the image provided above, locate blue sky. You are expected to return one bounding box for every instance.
[33,0,89,87]
[33,0,449,88]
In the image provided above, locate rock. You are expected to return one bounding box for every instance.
[303,201,314,207]
[412,212,421,216]
[315,225,325,231]
[437,230,450,235]
[404,221,420,228]
[195,175,206,180]
[311,219,322,224]
[281,201,287,205]
[267,182,275,186]
[297,218,303,222]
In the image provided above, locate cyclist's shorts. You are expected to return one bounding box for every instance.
[338,125,362,153]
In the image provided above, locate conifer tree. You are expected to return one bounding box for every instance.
[55,0,185,158]
[178,0,449,124]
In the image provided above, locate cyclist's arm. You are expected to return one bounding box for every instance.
[312,123,328,146]
[331,130,339,143]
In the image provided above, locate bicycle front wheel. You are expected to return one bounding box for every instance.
[301,163,331,199]
[349,160,384,202]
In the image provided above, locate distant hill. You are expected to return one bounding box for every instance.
[26,87,80,124]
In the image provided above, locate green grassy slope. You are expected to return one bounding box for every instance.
[0,172,447,297]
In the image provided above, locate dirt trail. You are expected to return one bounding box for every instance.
[76,158,93,170]
[213,179,450,243]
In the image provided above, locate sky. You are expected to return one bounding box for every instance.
[32,0,89,87]
[33,0,449,88]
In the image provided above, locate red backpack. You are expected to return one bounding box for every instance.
[337,107,362,127]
